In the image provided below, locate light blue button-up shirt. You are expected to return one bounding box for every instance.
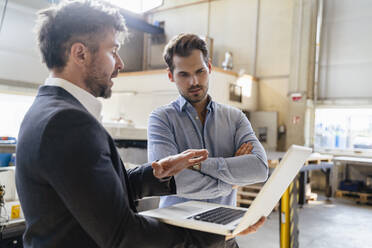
[148,96,268,208]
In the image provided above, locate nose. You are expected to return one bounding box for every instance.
[190,75,198,86]
[116,54,124,71]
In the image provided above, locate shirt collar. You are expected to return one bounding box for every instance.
[44,77,102,121]
[178,95,215,112]
[178,95,188,111]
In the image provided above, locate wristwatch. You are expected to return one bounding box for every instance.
[191,163,201,171]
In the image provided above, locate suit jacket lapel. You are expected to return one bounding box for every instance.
[38,85,138,212]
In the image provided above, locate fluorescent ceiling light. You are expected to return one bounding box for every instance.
[108,0,163,14]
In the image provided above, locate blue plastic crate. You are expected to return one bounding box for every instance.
[339,180,364,192]
[0,153,12,167]
[8,153,16,166]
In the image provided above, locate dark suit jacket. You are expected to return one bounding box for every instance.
[16,86,225,248]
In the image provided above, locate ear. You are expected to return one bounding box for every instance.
[70,42,89,66]
[167,68,175,82]
[208,59,212,74]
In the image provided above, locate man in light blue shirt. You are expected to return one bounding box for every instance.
[148,34,268,210]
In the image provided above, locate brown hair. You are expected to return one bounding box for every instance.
[163,33,209,73]
[35,0,127,71]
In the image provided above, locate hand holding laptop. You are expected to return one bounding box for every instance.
[225,216,266,240]
[151,149,209,178]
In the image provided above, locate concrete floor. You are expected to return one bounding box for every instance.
[237,194,372,248]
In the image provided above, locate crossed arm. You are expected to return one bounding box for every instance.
[148,111,269,199]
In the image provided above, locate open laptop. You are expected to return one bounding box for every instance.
[140,145,312,236]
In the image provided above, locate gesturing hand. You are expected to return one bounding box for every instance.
[235,142,253,156]
[151,149,209,179]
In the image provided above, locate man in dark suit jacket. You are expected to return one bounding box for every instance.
[16,1,264,247]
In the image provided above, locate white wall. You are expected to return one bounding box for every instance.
[319,0,372,100]
[256,0,293,77]
[148,0,293,77]
[147,0,258,74]
[0,1,144,85]
[101,69,257,128]
[0,2,48,84]
[255,0,293,130]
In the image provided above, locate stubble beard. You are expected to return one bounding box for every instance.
[182,83,209,104]
[84,61,112,99]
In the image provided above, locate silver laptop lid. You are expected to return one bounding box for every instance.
[233,145,312,235]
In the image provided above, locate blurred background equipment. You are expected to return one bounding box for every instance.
[222,51,233,70]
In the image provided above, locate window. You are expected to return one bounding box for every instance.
[0,93,35,138]
[314,108,372,151]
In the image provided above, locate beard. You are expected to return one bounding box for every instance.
[180,83,209,104]
[84,60,115,99]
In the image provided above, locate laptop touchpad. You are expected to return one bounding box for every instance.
[169,205,205,216]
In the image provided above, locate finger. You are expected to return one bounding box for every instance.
[256,216,266,226]
[187,149,209,158]
[151,161,164,178]
[247,143,253,153]
[225,234,235,241]
[238,216,266,235]
[181,149,192,154]
[241,143,253,155]
[236,144,245,154]
[235,143,247,156]
[241,144,249,154]
[179,150,208,164]
[251,216,266,229]
[188,154,208,164]
[238,226,256,235]
[235,149,242,156]
[162,155,197,176]
[159,150,209,177]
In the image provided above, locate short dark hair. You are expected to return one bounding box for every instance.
[163,33,209,73]
[36,0,127,70]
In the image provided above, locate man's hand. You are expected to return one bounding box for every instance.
[151,149,209,179]
[235,142,253,157]
[225,216,266,240]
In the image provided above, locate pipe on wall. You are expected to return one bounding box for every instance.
[313,0,324,105]
[252,0,260,77]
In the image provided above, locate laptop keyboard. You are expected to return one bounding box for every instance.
[189,207,246,225]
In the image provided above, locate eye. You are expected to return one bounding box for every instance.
[179,72,189,77]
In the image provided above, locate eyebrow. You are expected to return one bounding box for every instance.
[177,71,189,75]
[177,67,206,74]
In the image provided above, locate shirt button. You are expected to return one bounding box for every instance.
[195,116,199,119]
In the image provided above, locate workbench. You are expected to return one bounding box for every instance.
[332,156,372,199]
[0,218,25,247]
